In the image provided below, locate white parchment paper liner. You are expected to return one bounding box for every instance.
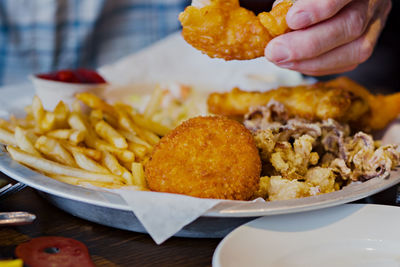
[96,32,400,244]
[94,33,303,244]
[96,32,306,244]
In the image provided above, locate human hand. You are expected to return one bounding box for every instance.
[265,0,392,76]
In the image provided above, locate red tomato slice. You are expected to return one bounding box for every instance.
[15,236,95,267]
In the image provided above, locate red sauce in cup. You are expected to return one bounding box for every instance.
[36,69,106,84]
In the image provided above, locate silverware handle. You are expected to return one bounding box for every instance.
[0,211,36,226]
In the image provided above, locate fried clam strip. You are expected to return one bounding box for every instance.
[179,0,293,60]
[248,101,400,201]
[208,77,400,131]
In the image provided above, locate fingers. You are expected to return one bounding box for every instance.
[277,0,391,76]
[266,0,381,63]
[286,0,352,29]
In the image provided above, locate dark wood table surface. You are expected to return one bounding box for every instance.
[0,176,220,267]
[1,171,399,267]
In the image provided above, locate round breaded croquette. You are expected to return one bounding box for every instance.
[145,116,261,200]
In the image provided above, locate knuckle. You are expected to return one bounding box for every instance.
[346,10,367,37]
[324,0,339,14]
[321,0,345,15]
[299,37,323,58]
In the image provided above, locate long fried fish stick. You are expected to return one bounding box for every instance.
[207,77,400,131]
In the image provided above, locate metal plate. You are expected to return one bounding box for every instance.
[1,82,400,237]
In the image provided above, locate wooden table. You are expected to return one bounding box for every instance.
[0,184,220,267]
[1,171,399,267]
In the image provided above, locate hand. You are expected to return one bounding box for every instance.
[265,0,392,76]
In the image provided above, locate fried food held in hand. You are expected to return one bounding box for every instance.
[207,77,400,131]
[179,0,293,60]
[145,116,261,200]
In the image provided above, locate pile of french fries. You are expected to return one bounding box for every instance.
[0,92,171,189]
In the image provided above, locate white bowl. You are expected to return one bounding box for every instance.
[30,75,108,110]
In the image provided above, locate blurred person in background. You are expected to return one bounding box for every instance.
[0,0,190,85]
[0,0,397,92]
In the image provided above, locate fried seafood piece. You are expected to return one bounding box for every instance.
[324,77,400,131]
[145,116,261,200]
[179,0,293,60]
[208,77,400,131]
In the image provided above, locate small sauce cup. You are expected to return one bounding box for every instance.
[30,69,108,110]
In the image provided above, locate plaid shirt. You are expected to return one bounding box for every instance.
[0,0,190,85]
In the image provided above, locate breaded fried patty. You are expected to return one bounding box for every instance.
[145,116,261,200]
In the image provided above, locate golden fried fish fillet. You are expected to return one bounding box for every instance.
[145,116,261,200]
[179,0,293,60]
[207,77,400,131]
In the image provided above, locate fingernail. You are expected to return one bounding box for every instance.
[266,42,291,63]
[289,11,313,29]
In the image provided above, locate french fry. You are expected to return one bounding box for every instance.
[32,96,56,132]
[62,142,102,161]
[52,174,124,188]
[130,113,170,136]
[94,139,135,162]
[76,92,117,117]
[35,136,76,166]
[24,105,33,116]
[102,151,133,185]
[0,128,17,146]
[94,120,128,149]
[53,101,69,128]
[14,127,41,156]
[71,99,82,113]
[53,174,125,188]
[136,128,160,146]
[118,118,159,146]
[47,129,71,139]
[143,86,163,118]
[41,112,56,132]
[3,88,170,190]
[131,162,146,187]
[68,130,85,144]
[68,113,87,132]
[71,150,110,174]
[25,130,39,144]
[119,130,152,150]
[9,114,35,129]
[0,118,16,132]
[32,95,45,124]
[128,142,147,159]
[76,180,124,188]
[89,109,103,125]
[103,112,119,129]
[116,102,170,136]
[68,113,97,147]
[115,108,138,135]
[7,146,123,183]
[47,129,85,144]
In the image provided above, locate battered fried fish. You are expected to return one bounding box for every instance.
[145,116,261,200]
[207,77,400,131]
[179,0,293,60]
